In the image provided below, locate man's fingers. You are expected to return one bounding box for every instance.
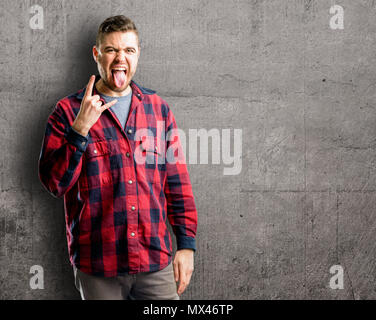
[173,261,179,282]
[177,264,187,295]
[91,94,100,102]
[101,99,118,111]
[94,101,103,108]
[84,75,96,100]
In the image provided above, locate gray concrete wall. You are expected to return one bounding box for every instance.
[1,0,375,299]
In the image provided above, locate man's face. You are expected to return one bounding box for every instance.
[93,31,140,93]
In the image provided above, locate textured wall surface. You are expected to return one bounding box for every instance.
[1,0,376,300]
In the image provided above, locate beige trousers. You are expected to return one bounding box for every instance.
[73,263,179,300]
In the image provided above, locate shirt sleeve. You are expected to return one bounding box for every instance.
[38,102,88,198]
[164,105,198,252]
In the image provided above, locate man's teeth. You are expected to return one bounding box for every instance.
[112,68,126,71]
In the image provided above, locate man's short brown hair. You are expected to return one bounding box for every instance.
[96,15,139,47]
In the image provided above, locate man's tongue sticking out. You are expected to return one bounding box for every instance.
[113,70,126,88]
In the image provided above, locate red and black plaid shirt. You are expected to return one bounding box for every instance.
[38,76,198,276]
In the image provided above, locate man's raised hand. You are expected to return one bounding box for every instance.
[72,75,117,136]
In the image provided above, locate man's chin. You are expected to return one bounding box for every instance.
[112,85,129,92]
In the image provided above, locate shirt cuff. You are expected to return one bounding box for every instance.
[66,126,89,152]
[176,236,196,252]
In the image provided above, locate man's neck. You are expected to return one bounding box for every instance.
[95,79,132,97]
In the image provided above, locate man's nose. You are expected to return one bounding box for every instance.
[115,50,127,61]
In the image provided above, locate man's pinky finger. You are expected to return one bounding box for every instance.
[102,99,118,111]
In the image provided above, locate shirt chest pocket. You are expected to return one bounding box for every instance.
[79,140,113,190]
[135,137,165,184]
[141,137,162,161]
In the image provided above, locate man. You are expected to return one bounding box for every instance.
[38,15,198,300]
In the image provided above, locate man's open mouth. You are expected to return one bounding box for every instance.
[111,67,127,88]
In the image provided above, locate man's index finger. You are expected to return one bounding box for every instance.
[84,75,96,100]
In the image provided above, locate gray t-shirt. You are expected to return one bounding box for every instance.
[101,89,132,129]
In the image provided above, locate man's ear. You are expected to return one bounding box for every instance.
[93,46,98,63]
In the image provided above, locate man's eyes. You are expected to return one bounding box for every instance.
[105,48,136,53]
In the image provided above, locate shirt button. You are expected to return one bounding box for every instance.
[128,180,133,184]
[130,232,135,237]
[93,149,97,154]
[128,129,132,134]
[131,206,135,211]
[81,141,86,146]
[126,152,130,157]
